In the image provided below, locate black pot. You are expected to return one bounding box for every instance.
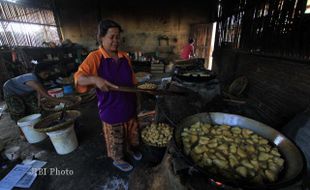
[141,143,166,165]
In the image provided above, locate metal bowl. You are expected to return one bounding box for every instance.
[174,112,306,189]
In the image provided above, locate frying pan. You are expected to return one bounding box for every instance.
[174,112,306,189]
[173,67,216,83]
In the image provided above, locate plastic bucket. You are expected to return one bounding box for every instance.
[4,146,21,160]
[63,85,73,95]
[46,125,78,155]
[17,114,47,144]
[48,88,64,98]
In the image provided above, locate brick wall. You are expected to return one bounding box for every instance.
[214,49,310,128]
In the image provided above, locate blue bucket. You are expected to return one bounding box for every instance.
[63,85,73,94]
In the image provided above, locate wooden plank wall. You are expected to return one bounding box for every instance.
[214,49,310,128]
[215,0,310,60]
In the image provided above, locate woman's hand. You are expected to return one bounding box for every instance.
[26,80,67,103]
[76,75,118,91]
[94,77,118,91]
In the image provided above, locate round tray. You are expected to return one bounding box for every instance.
[228,76,248,96]
[41,96,82,112]
[75,89,96,104]
[34,110,81,133]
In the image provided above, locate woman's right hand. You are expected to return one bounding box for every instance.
[94,77,118,91]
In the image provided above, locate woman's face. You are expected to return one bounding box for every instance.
[101,27,120,52]
[38,71,49,80]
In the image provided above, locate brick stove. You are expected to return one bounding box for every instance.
[130,74,308,190]
[129,141,233,190]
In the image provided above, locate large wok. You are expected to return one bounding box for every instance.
[174,112,306,189]
[173,68,216,83]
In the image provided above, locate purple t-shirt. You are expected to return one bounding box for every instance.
[96,57,137,124]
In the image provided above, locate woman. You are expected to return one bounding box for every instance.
[180,38,195,60]
[3,65,67,137]
[74,20,141,172]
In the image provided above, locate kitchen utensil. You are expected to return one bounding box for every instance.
[110,86,188,96]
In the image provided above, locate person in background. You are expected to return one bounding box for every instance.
[74,19,142,172]
[3,64,67,138]
[180,38,195,60]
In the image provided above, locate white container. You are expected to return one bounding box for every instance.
[4,146,21,160]
[46,125,78,155]
[48,88,64,98]
[17,114,47,144]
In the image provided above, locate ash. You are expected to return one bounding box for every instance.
[99,176,128,190]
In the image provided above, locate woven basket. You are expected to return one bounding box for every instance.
[41,95,82,112]
[34,110,81,133]
[228,76,248,96]
[75,89,96,104]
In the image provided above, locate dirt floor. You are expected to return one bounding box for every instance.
[1,93,309,190]
[0,100,143,190]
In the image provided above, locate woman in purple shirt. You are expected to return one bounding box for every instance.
[74,20,142,172]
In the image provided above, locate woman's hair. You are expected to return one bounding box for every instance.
[188,38,195,44]
[33,64,49,81]
[97,19,123,44]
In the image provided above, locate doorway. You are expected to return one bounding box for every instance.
[189,22,217,70]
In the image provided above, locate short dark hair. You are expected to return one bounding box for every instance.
[33,64,49,81]
[34,64,48,75]
[188,38,194,44]
[97,20,123,44]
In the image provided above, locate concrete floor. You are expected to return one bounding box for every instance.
[0,100,141,190]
